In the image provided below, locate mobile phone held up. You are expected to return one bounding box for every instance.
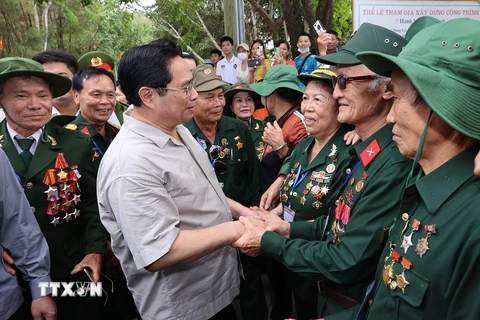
[274,47,281,58]
[313,20,325,35]
[248,59,261,68]
[256,45,263,56]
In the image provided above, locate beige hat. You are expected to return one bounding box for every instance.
[192,64,227,92]
[237,43,249,52]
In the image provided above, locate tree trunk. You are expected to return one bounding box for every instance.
[42,0,53,50]
[282,0,304,55]
[34,3,40,28]
[316,0,334,29]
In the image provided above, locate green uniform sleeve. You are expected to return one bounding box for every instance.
[260,161,407,285]
[446,222,480,319]
[289,216,327,241]
[79,136,108,256]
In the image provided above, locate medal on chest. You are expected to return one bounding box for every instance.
[42,153,82,227]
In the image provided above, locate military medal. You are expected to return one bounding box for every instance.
[50,216,60,227]
[305,182,313,190]
[300,196,306,205]
[395,257,412,293]
[73,209,81,219]
[234,136,243,149]
[415,224,436,258]
[326,163,335,173]
[63,212,72,222]
[281,193,288,203]
[349,177,355,185]
[383,249,399,287]
[401,219,420,253]
[320,185,329,196]
[287,179,294,187]
[355,181,364,192]
[312,200,322,210]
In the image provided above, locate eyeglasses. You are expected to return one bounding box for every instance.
[209,145,227,175]
[332,75,377,90]
[157,81,196,97]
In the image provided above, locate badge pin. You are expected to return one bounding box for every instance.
[326,163,335,173]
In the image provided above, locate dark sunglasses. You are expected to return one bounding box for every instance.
[209,145,222,160]
[332,75,377,90]
[214,160,227,175]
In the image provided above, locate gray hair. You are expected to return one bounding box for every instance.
[367,73,390,93]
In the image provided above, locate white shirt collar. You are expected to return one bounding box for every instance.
[6,122,43,155]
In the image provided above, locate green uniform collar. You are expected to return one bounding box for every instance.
[185,116,237,143]
[353,124,393,160]
[72,113,117,139]
[414,145,478,214]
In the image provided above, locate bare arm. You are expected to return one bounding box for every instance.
[145,220,244,272]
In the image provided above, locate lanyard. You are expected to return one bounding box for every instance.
[196,136,219,168]
[287,165,310,206]
[91,136,113,157]
[340,160,362,190]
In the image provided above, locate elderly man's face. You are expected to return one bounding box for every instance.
[387,70,433,159]
[0,76,53,134]
[194,87,225,124]
[333,64,386,126]
[73,74,116,127]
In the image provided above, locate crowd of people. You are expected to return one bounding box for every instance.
[0,14,480,320]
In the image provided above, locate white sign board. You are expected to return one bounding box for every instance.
[353,0,480,36]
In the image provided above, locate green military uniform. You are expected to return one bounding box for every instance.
[184,115,262,207]
[276,125,354,317]
[261,124,411,319]
[364,146,480,319]
[353,18,480,320]
[65,113,120,171]
[0,121,107,279]
[223,82,266,160]
[0,121,108,319]
[250,117,265,159]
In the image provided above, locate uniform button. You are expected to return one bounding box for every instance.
[238,159,241,162]
[368,298,373,306]
[293,192,298,197]
[31,206,36,213]
[401,213,409,221]
[26,182,33,189]
[346,168,351,174]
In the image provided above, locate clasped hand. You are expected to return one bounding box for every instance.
[232,207,291,257]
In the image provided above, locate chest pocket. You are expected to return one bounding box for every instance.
[388,262,429,319]
[226,151,249,182]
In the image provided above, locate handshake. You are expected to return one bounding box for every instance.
[230,206,290,257]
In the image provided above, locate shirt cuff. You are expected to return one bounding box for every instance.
[29,275,53,299]
[260,231,288,260]
[290,221,315,239]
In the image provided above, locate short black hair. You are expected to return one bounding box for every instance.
[32,50,79,74]
[297,32,310,41]
[72,67,115,92]
[118,39,181,106]
[275,39,290,50]
[220,36,234,46]
[210,49,222,56]
[326,30,338,37]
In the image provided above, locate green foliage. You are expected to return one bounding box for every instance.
[331,0,353,43]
